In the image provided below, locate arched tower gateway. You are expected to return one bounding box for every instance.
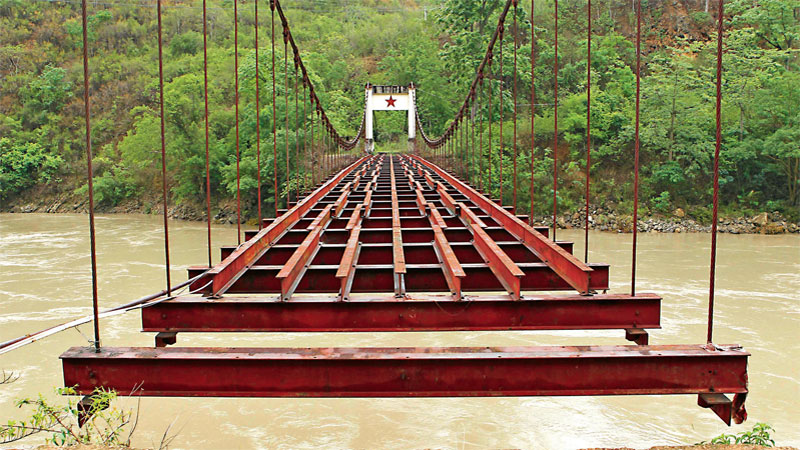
[364,83,416,153]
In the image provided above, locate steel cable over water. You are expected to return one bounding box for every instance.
[0,272,210,355]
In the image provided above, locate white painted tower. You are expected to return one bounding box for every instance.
[364,83,417,153]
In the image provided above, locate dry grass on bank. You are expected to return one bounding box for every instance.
[583,445,798,450]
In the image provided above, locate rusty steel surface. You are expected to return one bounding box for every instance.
[60,154,748,424]
[184,154,611,299]
[410,155,597,295]
[202,155,368,295]
[141,293,661,332]
[61,344,749,398]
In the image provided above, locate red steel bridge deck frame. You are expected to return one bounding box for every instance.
[61,154,749,425]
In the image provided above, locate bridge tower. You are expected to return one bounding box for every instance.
[364,83,416,154]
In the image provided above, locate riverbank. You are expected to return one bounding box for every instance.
[3,192,798,234]
[529,205,799,234]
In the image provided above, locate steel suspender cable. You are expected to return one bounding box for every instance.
[284,33,289,208]
[479,78,484,191]
[202,0,212,267]
[271,0,278,217]
[513,2,518,212]
[156,0,171,292]
[303,80,307,191]
[585,0,592,262]
[471,94,476,185]
[310,99,314,185]
[233,0,241,244]
[552,0,559,242]
[488,58,493,194]
[468,100,472,182]
[499,24,504,205]
[255,0,262,229]
[294,57,299,205]
[529,0,535,226]
[460,113,464,177]
[708,0,725,344]
[632,0,642,296]
[80,0,100,352]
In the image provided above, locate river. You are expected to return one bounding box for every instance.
[1,213,798,449]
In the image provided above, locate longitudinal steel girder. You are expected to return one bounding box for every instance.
[188,154,608,299]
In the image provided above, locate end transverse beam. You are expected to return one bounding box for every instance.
[61,344,749,410]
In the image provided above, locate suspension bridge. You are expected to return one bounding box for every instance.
[3,0,749,426]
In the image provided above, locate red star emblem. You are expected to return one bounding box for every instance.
[385,95,397,107]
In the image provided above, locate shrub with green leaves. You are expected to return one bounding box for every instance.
[0,387,136,446]
[0,137,62,200]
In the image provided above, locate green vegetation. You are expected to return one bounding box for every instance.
[0,387,135,446]
[698,422,776,446]
[0,0,797,220]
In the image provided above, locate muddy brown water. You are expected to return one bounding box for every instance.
[1,213,798,449]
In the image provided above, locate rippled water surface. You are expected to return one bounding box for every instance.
[1,213,798,449]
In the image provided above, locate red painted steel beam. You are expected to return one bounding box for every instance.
[141,293,661,332]
[335,226,361,300]
[428,204,448,229]
[189,262,609,293]
[345,204,362,230]
[415,188,427,214]
[389,159,406,278]
[362,190,373,215]
[436,182,457,213]
[205,155,370,295]
[471,224,524,299]
[412,155,596,294]
[61,344,748,399]
[433,225,466,297]
[276,224,325,301]
[459,203,487,228]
